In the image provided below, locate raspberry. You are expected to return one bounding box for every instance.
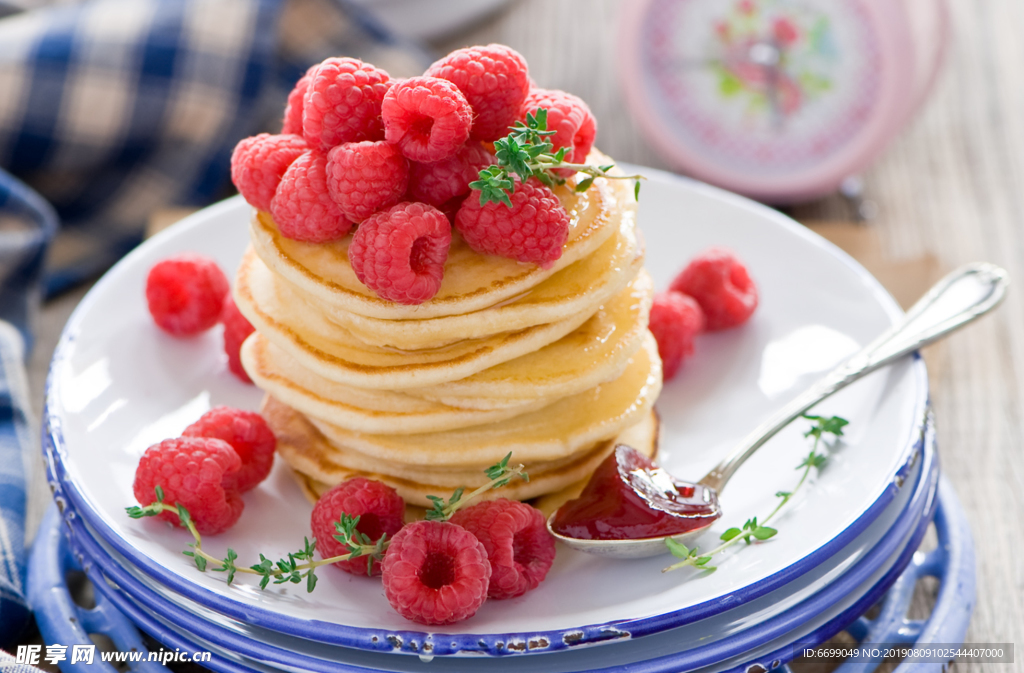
[437,194,467,226]
[670,248,758,330]
[230,134,308,212]
[182,406,275,493]
[381,520,490,625]
[220,295,255,384]
[302,57,391,152]
[455,176,569,267]
[146,254,230,336]
[520,88,597,166]
[425,45,530,141]
[348,202,451,305]
[310,478,406,577]
[450,499,555,599]
[271,150,353,242]
[133,437,243,535]
[326,141,409,222]
[407,142,493,206]
[649,291,706,380]
[281,65,316,135]
[382,77,473,162]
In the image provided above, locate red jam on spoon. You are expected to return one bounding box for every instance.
[551,445,722,541]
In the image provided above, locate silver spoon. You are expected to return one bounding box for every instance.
[547,262,1009,558]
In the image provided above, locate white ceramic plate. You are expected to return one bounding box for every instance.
[57,428,934,672]
[45,168,928,655]
[68,441,938,673]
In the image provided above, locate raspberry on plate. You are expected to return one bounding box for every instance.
[302,57,391,151]
[146,254,229,336]
[133,437,243,535]
[271,150,353,243]
[437,194,467,225]
[425,44,530,142]
[281,65,316,135]
[182,407,276,493]
[382,77,473,162]
[407,142,494,206]
[348,202,452,305]
[310,478,405,577]
[455,176,569,267]
[649,291,706,380]
[220,295,255,384]
[520,88,597,167]
[670,248,758,330]
[326,141,409,222]
[231,134,308,212]
[450,499,555,599]
[381,520,491,625]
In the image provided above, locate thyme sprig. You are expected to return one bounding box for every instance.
[470,109,644,208]
[425,452,529,521]
[126,455,528,592]
[663,414,849,574]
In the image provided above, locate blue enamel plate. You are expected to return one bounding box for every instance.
[45,168,929,655]
[55,417,937,672]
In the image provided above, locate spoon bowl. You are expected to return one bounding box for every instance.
[546,513,715,558]
[548,262,1008,559]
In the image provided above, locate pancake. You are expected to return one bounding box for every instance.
[241,270,651,427]
[235,250,596,389]
[285,407,657,491]
[304,334,662,466]
[531,410,660,517]
[241,334,553,434]
[408,270,653,404]
[249,160,632,320]
[320,212,642,350]
[274,401,659,509]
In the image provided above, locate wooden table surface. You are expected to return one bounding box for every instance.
[24,0,1022,669]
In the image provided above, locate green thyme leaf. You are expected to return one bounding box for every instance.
[175,503,193,529]
[665,538,690,559]
[720,527,742,542]
[486,453,512,480]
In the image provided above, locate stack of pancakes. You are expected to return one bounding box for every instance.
[234,166,662,512]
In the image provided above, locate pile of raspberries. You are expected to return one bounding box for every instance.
[312,478,556,625]
[230,44,597,305]
[133,406,556,626]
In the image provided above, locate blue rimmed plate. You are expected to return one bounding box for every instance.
[55,414,937,672]
[44,168,929,655]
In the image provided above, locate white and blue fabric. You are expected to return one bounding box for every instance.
[0,0,426,295]
[0,319,34,648]
[0,0,427,649]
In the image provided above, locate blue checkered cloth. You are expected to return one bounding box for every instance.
[0,0,427,296]
[0,649,43,671]
[0,0,428,648]
[0,319,33,647]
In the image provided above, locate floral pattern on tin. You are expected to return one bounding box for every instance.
[710,0,838,127]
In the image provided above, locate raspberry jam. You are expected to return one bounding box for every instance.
[551,445,721,541]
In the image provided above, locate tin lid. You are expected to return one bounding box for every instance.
[619,0,947,202]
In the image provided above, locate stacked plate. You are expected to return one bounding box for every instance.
[42,168,943,672]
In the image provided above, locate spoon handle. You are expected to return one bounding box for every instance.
[698,262,1009,492]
